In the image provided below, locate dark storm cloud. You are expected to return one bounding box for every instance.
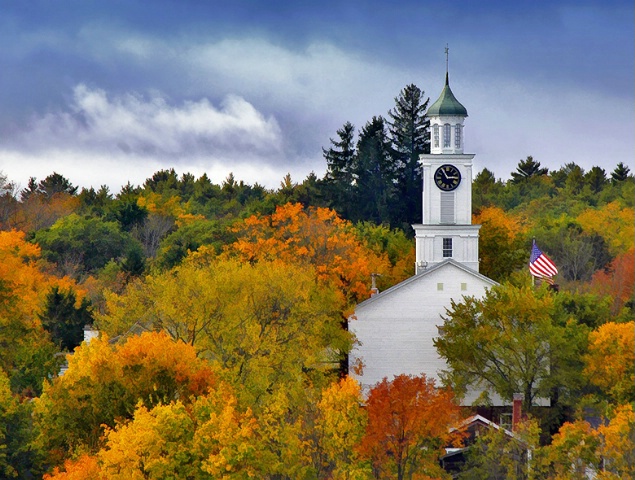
[0,0,632,191]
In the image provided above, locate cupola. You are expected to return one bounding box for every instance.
[428,71,468,155]
[427,73,468,117]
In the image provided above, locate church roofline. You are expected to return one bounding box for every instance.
[426,73,468,117]
[355,259,498,309]
[418,153,475,161]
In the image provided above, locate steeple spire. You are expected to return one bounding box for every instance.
[445,43,449,85]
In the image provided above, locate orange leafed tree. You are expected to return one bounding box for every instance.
[0,230,78,317]
[542,420,601,478]
[596,404,635,478]
[34,331,216,466]
[43,455,103,480]
[360,374,462,480]
[0,230,81,395]
[539,404,635,479]
[224,203,392,306]
[44,383,259,480]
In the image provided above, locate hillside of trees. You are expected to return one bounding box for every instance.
[0,83,633,478]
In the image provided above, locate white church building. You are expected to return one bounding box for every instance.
[349,71,503,406]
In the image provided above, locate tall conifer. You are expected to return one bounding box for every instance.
[387,84,430,227]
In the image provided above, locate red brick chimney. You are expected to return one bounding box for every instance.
[512,393,523,431]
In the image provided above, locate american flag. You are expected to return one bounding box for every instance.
[529,241,558,279]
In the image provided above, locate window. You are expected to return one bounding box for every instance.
[437,283,444,291]
[433,125,439,148]
[443,238,453,257]
[499,413,512,431]
[443,123,451,148]
[461,282,467,291]
[454,124,462,149]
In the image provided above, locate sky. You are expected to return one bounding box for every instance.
[0,0,633,193]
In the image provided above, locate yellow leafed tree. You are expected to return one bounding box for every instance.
[584,321,635,405]
[98,257,350,406]
[315,376,369,479]
[44,383,259,479]
[577,202,635,256]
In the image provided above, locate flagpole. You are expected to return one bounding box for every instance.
[531,239,536,288]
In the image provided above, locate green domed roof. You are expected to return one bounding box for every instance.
[427,73,468,117]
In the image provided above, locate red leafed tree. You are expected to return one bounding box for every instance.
[360,374,463,480]
[589,248,634,314]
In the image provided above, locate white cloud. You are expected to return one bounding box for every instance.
[0,84,296,191]
[15,85,282,158]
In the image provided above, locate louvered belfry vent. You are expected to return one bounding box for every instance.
[440,192,455,224]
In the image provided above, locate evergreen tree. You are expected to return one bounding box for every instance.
[121,243,146,277]
[179,172,196,200]
[562,163,585,196]
[143,168,179,194]
[20,177,39,201]
[117,181,142,199]
[585,166,607,194]
[473,168,504,210]
[387,84,430,227]
[611,162,631,183]
[353,116,396,225]
[510,156,548,183]
[37,172,78,198]
[39,287,93,351]
[322,121,357,218]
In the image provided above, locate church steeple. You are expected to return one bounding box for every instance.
[427,47,468,155]
[426,74,468,118]
[412,54,480,273]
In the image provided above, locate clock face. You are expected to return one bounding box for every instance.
[434,164,462,191]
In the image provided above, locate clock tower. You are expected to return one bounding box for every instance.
[413,70,480,273]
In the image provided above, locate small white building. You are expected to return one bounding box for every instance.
[349,70,504,405]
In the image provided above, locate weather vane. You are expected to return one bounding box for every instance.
[445,43,449,74]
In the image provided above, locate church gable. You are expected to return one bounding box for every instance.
[350,261,496,392]
[356,259,496,314]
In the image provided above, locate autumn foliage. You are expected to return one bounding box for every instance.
[0,163,632,477]
[0,230,83,395]
[584,321,635,404]
[98,257,349,406]
[44,383,259,479]
[315,376,369,478]
[225,203,392,305]
[577,201,635,256]
[472,206,527,281]
[34,331,216,464]
[0,230,78,318]
[539,404,635,479]
[360,374,462,480]
[589,248,634,314]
